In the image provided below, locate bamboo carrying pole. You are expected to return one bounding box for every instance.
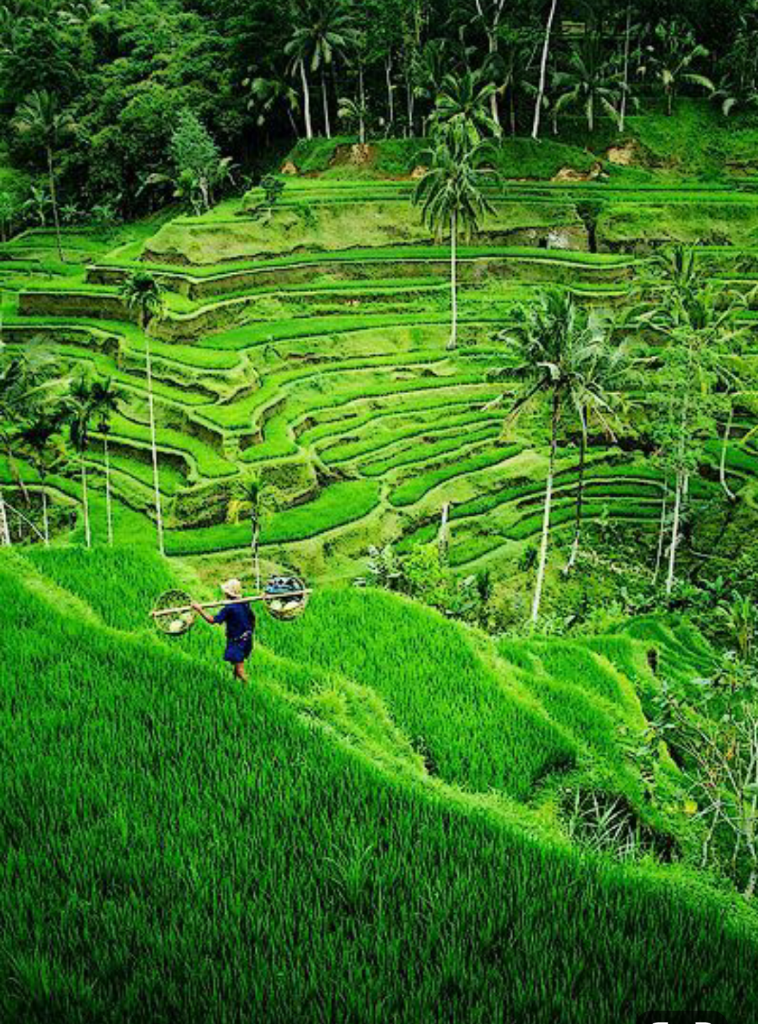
[151,591,311,619]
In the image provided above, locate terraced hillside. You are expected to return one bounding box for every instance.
[2,546,757,1022]
[2,142,758,581]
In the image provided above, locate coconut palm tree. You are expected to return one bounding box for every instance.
[285,0,355,140]
[120,271,166,556]
[639,20,714,116]
[67,375,95,549]
[552,35,624,133]
[413,132,496,351]
[90,376,124,547]
[631,250,747,593]
[0,341,56,540]
[18,408,65,546]
[13,90,74,262]
[563,320,631,572]
[429,69,502,146]
[470,0,509,127]
[491,291,611,623]
[532,0,559,139]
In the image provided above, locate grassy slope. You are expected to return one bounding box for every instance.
[1,547,757,1023]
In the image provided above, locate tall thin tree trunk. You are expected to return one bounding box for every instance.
[438,501,450,566]
[653,480,668,585]
[358,64,366,145]
[81,458,91,549]
[532,391,560,624]
[47,146,64,264]
[104,434,113,546]
[532,0,559,140]
[488,33,501,128]
[720,402,736,502]
[385,55,395,130]
[405,74,414,136]
[447,211,458,351]
[0,487,10,547]
[252,519,260,591]
[321,71,331,138]
[509,89,517,136]
[665,471,683,596]
[145,330,165,556]
[565,418,586,572]
[42,486,49,547]
[300,60,313,140]
[619,4,632,133]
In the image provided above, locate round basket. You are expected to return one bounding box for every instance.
[264,575,309,621]
[153,589,197,636]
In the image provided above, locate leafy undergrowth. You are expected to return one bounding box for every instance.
[1,547,757,1023]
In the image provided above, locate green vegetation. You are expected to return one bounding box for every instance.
[4,3,758,1017]
[3,547,758,1022]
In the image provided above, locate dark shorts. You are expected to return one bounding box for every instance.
[224,634,253,664]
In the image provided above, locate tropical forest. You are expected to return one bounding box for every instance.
[3,0,758,1021]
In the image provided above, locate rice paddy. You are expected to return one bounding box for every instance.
[2,546,758,1022]
[4,132,758,1020]
[2,161,755,577]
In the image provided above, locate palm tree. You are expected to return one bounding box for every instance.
[0,341,55,533]
[413,133,496,351]
[492,292,608,623]
[552,36,624,133]
[563,320,630,572]
[470,0,509,127]
[13,90,74,262]
[639,20,714,116]
[631,250,746,593]
[90,376,123,547]
[532,0,559,140]
[67,375,95,549]
[18,409,65,546]
[285,0,355,140]
[120,272,166,556]
[429,69,502,146]
[245,73,301,139]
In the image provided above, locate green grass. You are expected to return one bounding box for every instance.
[164,479,381,555]
[2,547,758,1022]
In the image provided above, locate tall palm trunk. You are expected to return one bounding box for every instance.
[565,416,586,572]
[299,60,313,140]
[42,490,49,546]
[653,480,668,585]
[665,471,684,596]
[145,329,165,556]
[532,391,560,624]
[447,210,458,351]
[487,33,501,128]
[0,486,10,547]
[80,457,91,549]
[46,145,64,264]
[619,5,632,133]
[532,0,559,140]
[720,402,736,502]
[438,501,450,566]
[251,518,260,591]
[385,55,395,130]
[104,434,113,546]
[358,64,366,145]
[321,71,331,138]
[405,73,415,136]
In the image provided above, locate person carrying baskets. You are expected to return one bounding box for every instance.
[192,579,255,683]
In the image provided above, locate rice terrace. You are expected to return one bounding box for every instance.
[5,1,758,1022]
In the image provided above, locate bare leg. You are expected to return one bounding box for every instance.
[233,662,248,684]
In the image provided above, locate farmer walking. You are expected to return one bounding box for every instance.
[192,579,255,683]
